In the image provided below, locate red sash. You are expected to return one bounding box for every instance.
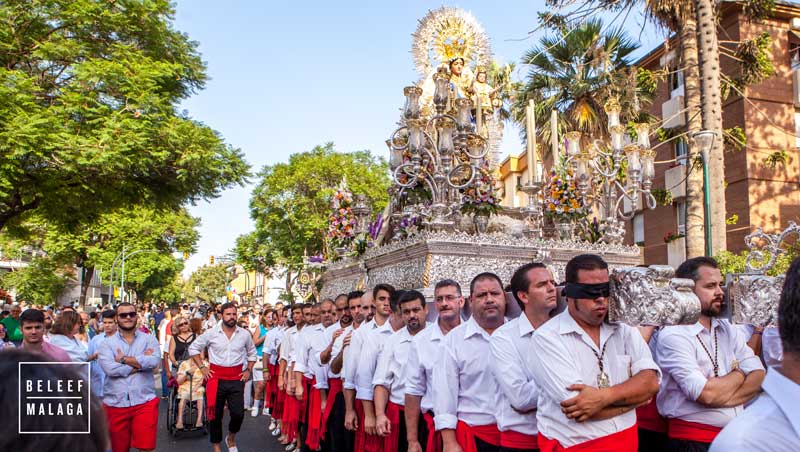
[500,430,538,449]
[305,378,323,450]
[283,378,309,443]
[300,376,311,423]
[383,401,403,452]
[538,424,638,452]
[274,383,286,419]
[355,400,366,452]
[422,412,442,452]
[264,363,277,409]
[321,378,343,438]
[667,418,722,443]
[636,398,667,433]
[455,421,500,452]
[205,364,243,421]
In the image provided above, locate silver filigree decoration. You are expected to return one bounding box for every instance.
[727,274,783,327]
[744,220,800,273]
[610,266,701,326]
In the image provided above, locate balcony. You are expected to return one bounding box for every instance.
[664,164,686,199]
[793,69,800,107]
[667,236,686,269]
[661,96,686,128]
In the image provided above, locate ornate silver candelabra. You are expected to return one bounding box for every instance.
[388,70,491,231]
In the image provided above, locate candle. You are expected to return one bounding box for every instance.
[528,100,540,183]
[551,109,558,164]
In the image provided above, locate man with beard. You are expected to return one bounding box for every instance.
[279,304,307,450]
[357,284,403,452]
[189,302,257,452]
[405,279,464,452]
[656,257,765,451]
[98,302,161,452]
[529,254,660,452]
[710,256,800,451]
[324,292,362,452]
[490,263,557,452]
[375,290,428,452]
[434,273,507,452]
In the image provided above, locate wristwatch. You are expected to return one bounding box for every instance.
[120,356,126,365]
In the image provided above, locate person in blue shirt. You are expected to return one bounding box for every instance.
[87,309,117,398]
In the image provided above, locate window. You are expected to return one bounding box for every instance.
[668,69,684,98]
[676,201,687,235]
[791,43,800,70]
[633,213,645,246]
[674,138,688,165]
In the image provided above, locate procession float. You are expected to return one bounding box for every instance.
[312,7,784,327]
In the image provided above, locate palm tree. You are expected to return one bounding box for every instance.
[514,18,642,157]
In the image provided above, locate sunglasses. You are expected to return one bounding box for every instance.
[178,322,189,327]
[117,312,137,319]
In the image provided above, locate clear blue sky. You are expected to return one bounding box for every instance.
[174,0,664,276]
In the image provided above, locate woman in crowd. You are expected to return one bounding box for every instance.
[169,315,197,369]
[48,311,90,362]
[0,324,14,349]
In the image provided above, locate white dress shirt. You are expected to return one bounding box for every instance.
[341,319,376,391]
[529,310,661,447]
[355,319,399,401]
[49,334,89,362]
[405,321,448,414]
[762,326,783,368]
[433,316,502,430]
[263,326,284,366]
[710,367,800,452]
[188,323,256,367]
[373,324,429,405]
[280,325,298,366]
[313,321,345,387]
[656,319,765,427]
[294,323,326,380]
[490,314,540,436]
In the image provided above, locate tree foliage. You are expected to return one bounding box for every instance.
[183,264,228,304]
[0,0,249,231]
[0,255,72,306]
[248,143,389,274]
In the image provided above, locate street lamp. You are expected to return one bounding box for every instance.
[108,246,160,303]
[691,129,718,257]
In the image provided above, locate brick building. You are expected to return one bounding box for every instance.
[498,1,800,265]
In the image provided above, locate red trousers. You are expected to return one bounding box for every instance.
[104,397,159,452]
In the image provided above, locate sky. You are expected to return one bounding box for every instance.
[173,0,665,277]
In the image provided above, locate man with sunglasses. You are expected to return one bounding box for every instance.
[529,254,661,452]
[97,302,161,452]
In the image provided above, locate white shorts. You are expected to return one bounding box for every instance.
[252,359,264,381]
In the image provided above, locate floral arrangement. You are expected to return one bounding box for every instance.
[395,213,422,240]
[664,231,685,243]
[460,164,501,217]
[326,186,357,252]
[543,168,586,222]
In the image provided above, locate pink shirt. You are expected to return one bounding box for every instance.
[39,341,72,362]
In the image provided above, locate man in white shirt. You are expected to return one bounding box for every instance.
[356,284,403,452]
[188,302,257,452]
[278,303,306,449]
[405,279,464,452]
[490,263,556,452]
[711,256,800,452]
[656,256,765,451]
[325,292,362,452]
[294,302,329,451]
[88,309,118,398]
[375,289,428,452]
[434,272,507,452]
[529,254,660,452]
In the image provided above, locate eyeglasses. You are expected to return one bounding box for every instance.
[178,322,189,327]
[117,312,137,319]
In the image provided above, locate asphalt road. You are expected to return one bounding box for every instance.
[154,376,285,452]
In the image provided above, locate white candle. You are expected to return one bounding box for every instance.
[551,109,558,163]
[526,100,539,183]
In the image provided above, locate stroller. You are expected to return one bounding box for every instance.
[165,359,208,436]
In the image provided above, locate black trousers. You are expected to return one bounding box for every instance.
[665,438,711,452]
[638,428,668,452]
[395,407,408,452]
[322,391,352,452]
[475,437,501,452]
[209,379,245,444]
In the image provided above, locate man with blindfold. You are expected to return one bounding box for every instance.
[529,254,661,452]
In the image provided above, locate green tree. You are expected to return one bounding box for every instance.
[0,0,249,232]
[248,143,389,290]
[514,18,642,152]
[183,264,228,304]
[0,255,72,306]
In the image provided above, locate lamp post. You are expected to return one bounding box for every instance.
[691,130,718,257]
[109,246,160,303]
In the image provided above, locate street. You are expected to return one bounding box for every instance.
[154,376,284,452]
